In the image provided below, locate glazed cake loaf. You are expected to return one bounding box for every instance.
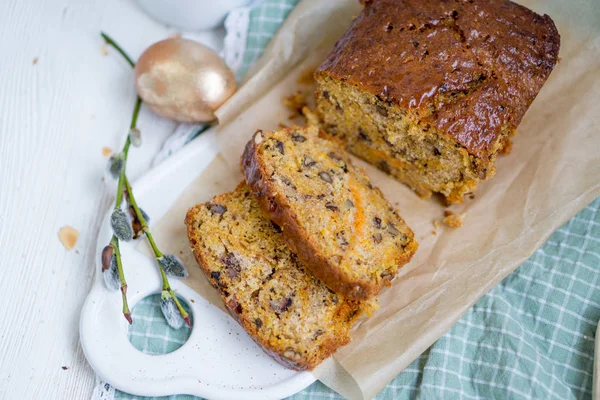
[185,183,363,370]
[314,0,560,203]
[242,126,417,300]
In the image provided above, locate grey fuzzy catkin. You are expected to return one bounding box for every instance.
[129,128,142,147]
[138,207,150,224]
[111,208,133,242]
[103,255,120,291]
[160,254,188,278]
[107,153,124,179]
[160,292,184,329]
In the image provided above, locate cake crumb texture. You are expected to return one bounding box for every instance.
[242,126,417,300]
[185,183,364,370]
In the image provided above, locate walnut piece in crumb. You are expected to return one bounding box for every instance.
[283,91,307,117]
[58,226,79,250]
[296,67,316,85]
[102,146,112,158]
[442,211,466,228]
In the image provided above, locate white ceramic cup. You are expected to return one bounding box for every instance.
[137,0,250,31]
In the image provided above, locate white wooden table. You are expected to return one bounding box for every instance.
[0,1,223,398]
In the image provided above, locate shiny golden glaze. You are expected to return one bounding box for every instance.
[316,0,560,159]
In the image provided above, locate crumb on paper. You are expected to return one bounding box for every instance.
[468,193,475,200]
[432,230,437,235]
[190,299,195,303]
[101,44,108,56]
[283,91,308,118]
[102,146,112,158]
[442,211,466,228]
[61,366,69,370]
[557,56,562,63]
[33,57,38,65]
[362,297,380,317]
[278,122,290,129]
[433,219,441,229]
[500,139,513,155]
[296,66,316,85]
[214,180,220,185]
[58,226,79,250]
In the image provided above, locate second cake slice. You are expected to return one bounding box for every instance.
[242,126,417,300]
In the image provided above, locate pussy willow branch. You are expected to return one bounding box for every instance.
[104,91,141,324]
[101,32,135,68]
[110,235,132,324]
[102,31,190,326]
[124,175,191,326]
[115,97,142,207]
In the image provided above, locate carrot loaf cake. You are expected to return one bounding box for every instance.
[314,0,560,203]
[185,183,363,370]
[242,126,417,300]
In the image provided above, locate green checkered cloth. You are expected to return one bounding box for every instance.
[115,1,600,399]
[237,0,297,78]
[125,296,193,357]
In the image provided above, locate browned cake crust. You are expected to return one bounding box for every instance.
[242,126,417,300]
[315,0,560,202]
[185,183,364,370]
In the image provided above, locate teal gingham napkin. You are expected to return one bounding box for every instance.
[105,1,600,399]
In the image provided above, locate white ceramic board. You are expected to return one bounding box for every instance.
[79,130,316,399]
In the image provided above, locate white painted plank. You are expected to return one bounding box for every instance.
[0,0,178,398]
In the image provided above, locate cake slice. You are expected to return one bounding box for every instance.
[185,183,363,370]
[242,126,417,300]
[314,0,560,203]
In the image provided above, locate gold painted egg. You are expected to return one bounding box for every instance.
[134,38,236,122]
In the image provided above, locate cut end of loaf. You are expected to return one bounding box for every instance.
[314,74,508,203]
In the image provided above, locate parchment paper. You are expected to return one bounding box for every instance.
[150,1,600,398]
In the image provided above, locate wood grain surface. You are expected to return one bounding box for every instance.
[0,0,186,398]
